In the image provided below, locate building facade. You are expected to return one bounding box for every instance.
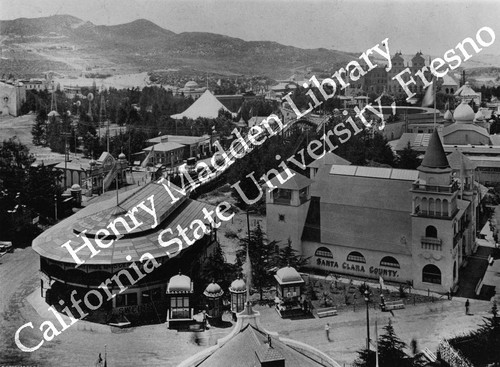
[266,131,479,293]
[32,181,218,325]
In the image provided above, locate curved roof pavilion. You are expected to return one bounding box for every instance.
[32,181,216,265]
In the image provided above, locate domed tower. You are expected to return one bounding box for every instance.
[443,109,454,127]
[274,266,304,318]
[411,130,462,293]
[166,272,194,329]
[203,281,224,323]
[229,276,246,317]
[442,100,490,145]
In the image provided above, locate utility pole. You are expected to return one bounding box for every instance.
[61,132,72,189]
[364,289,371,351]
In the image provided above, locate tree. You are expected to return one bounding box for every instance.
[200,241,240,292]
[236,222,275,300]
[273,238,309,269]
[378,319,412,367]
[25,163,63,218]
[32,109,48,146]
[354,319,413,367]
[397,142,421,169]
[477,301,500,365]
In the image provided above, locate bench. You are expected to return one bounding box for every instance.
[317,307,338,318]
[380,300,405,312]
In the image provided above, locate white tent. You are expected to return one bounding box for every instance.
[171,90,235,120]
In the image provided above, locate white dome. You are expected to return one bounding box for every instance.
[229,278,246,292]
[453,101,474,123]
[203,282,224,298]
[168,274,192,293]
[184,81,199,89]
[443,110,453,121]
[474,110,483,122]
[275,266,303,284]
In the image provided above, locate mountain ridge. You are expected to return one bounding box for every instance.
[0,14,354,78]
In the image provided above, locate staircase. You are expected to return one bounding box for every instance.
[102,164,120,192]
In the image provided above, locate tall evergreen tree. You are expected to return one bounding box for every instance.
[32,109,48,146]
[477,301,500,365]
[378,319,412,367]
[273,238,309,269]
[236,222,275,300]
[354,319,413,367]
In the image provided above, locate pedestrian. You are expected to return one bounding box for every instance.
[465,299,470,315]
[325,323,331,342]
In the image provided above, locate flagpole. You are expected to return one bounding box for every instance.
[433,77,437,130]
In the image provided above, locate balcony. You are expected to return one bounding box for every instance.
[412,181,459,193]
[421,237,442,251]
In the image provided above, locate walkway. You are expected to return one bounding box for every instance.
[456,246,494,299]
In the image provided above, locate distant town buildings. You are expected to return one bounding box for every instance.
[0,81,26,116]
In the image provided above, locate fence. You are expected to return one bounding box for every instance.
[438,340,474,367]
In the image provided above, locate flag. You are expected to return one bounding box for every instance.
[379,276,384,289]
[422,82,435,107]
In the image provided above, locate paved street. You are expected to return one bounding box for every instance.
[0,247,494,367]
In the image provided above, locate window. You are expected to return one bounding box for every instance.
[422,264,441,284]
[315,247,333,258]
[171,296,189,308]
[116,293,137,306]
[380,256,400,268]
[278,214,285,222]
[273,189,292,204]
[425,226,437,238]
[299,187,309,204]
[347,251,366,263]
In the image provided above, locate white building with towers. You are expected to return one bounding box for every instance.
[266,131,479,294]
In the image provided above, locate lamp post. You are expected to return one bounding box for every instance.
[364,289,370,351]
[54,194,57,221]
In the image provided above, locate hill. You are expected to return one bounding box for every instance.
[0,14,354,79]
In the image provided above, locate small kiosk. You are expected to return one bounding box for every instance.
[229,277,246,320]
[274,266,305,318]
[203,282,224,324]
[166,273,194,329]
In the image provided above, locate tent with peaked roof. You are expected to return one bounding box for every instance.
[171,90,235,120]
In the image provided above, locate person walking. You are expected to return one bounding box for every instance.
[465,299,470,315]
[325,323,331,342]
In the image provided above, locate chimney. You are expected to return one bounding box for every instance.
[255,342,285,367]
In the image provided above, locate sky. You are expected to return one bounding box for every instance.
[1,0,500,55]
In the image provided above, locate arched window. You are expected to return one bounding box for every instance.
[429,198,435,215]
[422,264,441,284]
[445,88,449,94]
[443,200,449,216]
[315,247,333,258]
[425,225,437,238]
[347,251,366,263]
[380,256,400,268]
[422,198,428,214]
